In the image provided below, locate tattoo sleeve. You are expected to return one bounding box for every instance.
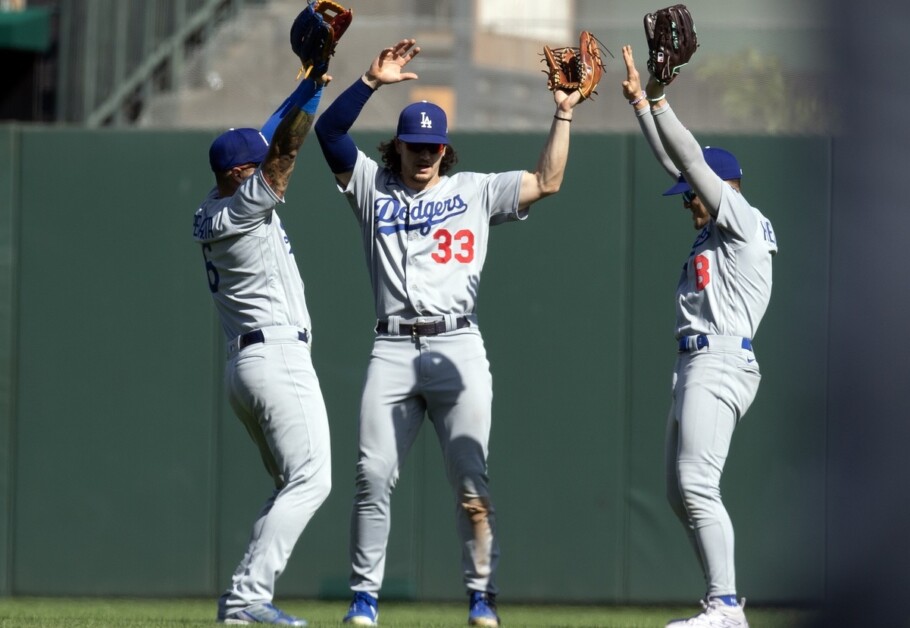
[262,107,314,199]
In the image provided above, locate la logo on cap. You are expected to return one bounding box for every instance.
[397,101,449,145]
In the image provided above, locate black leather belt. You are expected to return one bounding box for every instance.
[376,317,470,337]
[239,329,309,349]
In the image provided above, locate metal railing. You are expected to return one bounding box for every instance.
[54,0,263,126]
[41,0,830,133]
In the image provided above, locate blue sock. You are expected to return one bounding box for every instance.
[713,594,739,607]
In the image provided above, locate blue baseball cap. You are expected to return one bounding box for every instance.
[662,146,743,196]
[396,101,449,144]
[209,128,269,172]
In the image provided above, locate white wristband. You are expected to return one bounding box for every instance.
[647,93,667,104]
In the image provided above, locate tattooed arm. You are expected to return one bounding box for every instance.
[259,79,325,199]
[262,108,315,200]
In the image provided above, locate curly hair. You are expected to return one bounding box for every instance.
[378,139,459,176]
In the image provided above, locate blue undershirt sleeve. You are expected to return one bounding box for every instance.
[314,77,376,174]
[260,78,323,143]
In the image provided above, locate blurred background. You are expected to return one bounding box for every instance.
[2,0,830,134]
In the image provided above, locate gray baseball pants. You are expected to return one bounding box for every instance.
[220,335,332,612]
[348,329,499,596]
[665,337,760,598]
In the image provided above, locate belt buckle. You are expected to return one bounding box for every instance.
[410,323,418,339]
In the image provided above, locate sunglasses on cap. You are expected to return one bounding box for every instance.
[682,190,697,203]
[402,141,445,154]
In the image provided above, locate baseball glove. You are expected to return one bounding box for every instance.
[644,4,698,85]
[542,30,607,101]
[290,0,353,80]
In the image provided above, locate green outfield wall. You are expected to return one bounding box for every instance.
[0,126,829,604]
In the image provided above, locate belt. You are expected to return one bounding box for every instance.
[678,334,752,352]
[376,316,470,337]
[239,329,309,350]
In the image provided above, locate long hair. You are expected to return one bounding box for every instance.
[377,139,459,176]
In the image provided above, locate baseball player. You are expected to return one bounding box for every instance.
[312,39,584,627]
[621,45,777,628]
[192,16,335,624]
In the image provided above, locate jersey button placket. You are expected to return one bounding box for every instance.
[407,239,419,305]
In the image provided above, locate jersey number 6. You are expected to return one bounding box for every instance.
[432,228,475,264]
[202,244,220,293]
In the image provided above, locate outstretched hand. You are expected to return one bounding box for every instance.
[365,39,421,86]
[621,45,642,101]
[622,44,664,102]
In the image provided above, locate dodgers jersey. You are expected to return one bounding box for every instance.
[342,150,525,320]
[192,170,312,340]
[677,183,777,339]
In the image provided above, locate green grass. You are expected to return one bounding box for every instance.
[0,597,818,627]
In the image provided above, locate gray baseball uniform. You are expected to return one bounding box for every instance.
[341,148,525,595]
[193,168,331,614]
[636,102,777,600]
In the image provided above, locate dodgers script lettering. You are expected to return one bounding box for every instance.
[375,195,469,235]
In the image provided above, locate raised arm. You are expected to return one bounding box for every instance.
[517,87,582,210]
[255,1,354,199]
[645,78,724,214]
[621,44,678,179]
[315,39,421,188]
[260,78,325,200]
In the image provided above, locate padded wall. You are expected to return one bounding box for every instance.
[0,126,829,603]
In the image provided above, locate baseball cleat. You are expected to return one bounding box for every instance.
[665,597,749,627]
[219,602,308,626]
[468,591,500,627]
[342,591,379,625]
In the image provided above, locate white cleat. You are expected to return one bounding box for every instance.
[665,598,749,627]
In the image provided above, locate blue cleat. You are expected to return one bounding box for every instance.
[468,591,500,627]
[218,602,308,626]
[342,591,379,625]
